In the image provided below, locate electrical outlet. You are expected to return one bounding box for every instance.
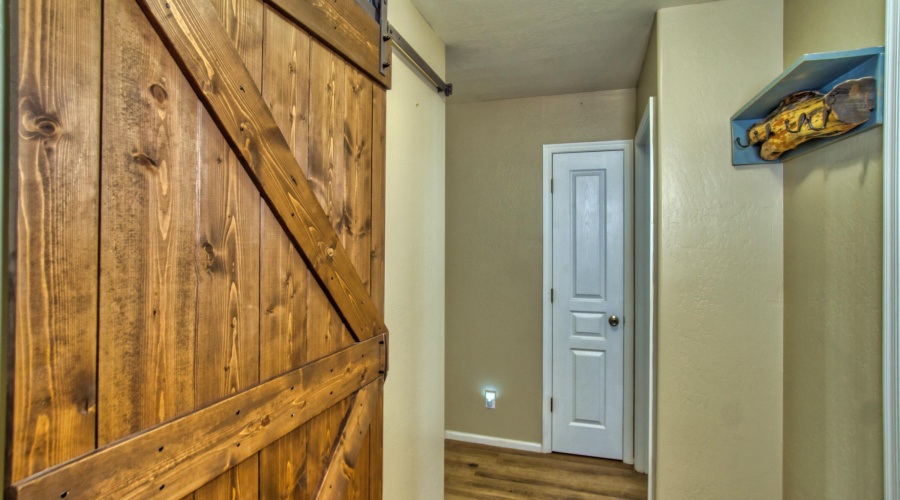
[484,390,496,409]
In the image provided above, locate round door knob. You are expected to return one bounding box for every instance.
[609,315,620,327]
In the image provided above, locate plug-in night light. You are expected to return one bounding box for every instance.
[484,390,496,409]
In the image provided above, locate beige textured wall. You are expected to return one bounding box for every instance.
[654,1,784,497]
[635,20,658,130]
[634,14,659,494]
[445,89,635,443]
[782,0,885,498]
[382,1,446,498]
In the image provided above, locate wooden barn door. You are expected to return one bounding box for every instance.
[7,0,390,498]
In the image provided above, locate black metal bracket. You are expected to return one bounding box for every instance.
[378,0,390,76]
[355,0,452,94]
[387,23,453,96]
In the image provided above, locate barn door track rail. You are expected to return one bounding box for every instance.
[349,0,444,91]
[387,23,453,96]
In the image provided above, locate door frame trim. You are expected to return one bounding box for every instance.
[634,97,657,494]
[884,0,900,496]
[542,140,635,460]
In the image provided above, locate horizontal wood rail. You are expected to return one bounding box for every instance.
[267,0,391,88]
[10,336,386,500]
[314,380,382,499]
[136,0,387,342]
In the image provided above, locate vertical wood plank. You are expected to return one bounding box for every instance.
[342,66,373,295]
[12,0,101,481]
[343,65,373,500]
[306,397,352,500]
[195,2,263,498]
[258,425,309,500]
[308,42,346,240]
[258,201,310,499]
[307,40,355,360]
[368,85,387,500]
[349,429,371,499]
[367,396,384,500]
[260,201,307,385]
[258,7,311,499]
[194,0,263,402]
[306,40,357,496]
[370,87,387,317]
[194,109,261,499]
[261,7,310,178]
[97,0,199,447]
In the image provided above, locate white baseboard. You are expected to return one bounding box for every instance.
[445,430,543,453]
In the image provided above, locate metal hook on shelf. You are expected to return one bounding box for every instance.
[806,108,829,131]
[784,108,829,133]
[784,116,804,133]
[735,121,772,150]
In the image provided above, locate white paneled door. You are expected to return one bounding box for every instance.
[551,149,625,459]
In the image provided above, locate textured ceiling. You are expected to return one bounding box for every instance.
[410,0,718,103]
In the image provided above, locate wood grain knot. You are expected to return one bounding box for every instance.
[149,83,168,106]
[20,109,62,140]
[132,152,159,169]
[34,117,60,137]
[201,242,219,273]
[78,398,94,415]
[261,415,270,427]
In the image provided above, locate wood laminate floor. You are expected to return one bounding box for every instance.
[444,440,648,499]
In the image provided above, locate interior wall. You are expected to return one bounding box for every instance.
[383,1,446,498]
[635,20,658,131]
[653,1,784,497]
[782,0,885,498]
[445,89,635,444]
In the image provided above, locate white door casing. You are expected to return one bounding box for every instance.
[635,98,657,485]
[550,147,627,459]
[884,0,900,497]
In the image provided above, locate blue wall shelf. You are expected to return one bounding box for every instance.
[731,46,884,166]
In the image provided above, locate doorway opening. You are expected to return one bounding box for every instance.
[541,139,634,461]
[541,113,656,491]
